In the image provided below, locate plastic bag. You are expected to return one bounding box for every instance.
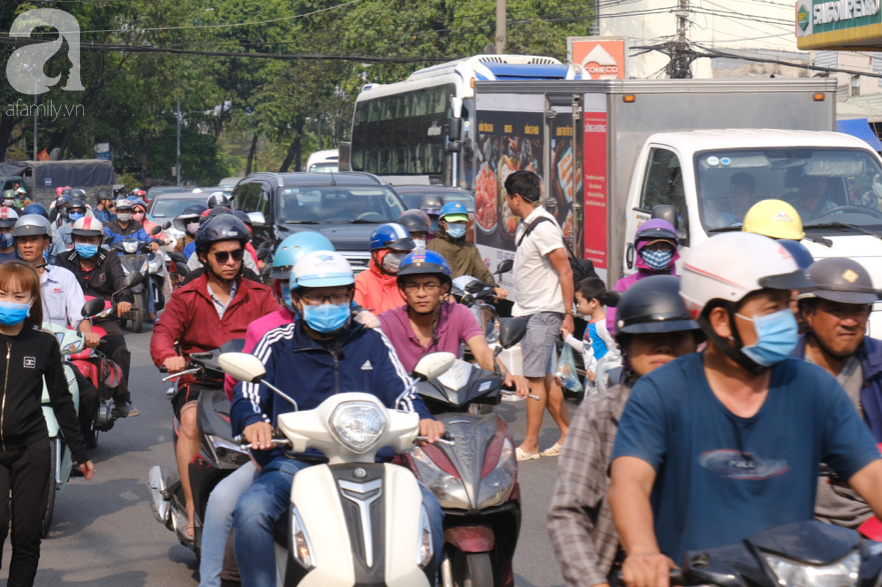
[554,344,582,393]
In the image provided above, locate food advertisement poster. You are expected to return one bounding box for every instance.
[583,111,608,274]
[549,113,580,253]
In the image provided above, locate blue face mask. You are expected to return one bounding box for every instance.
[281,282,295,313]
[0,233,13,250]
[302,303,350,334]
[0,301,31,326]
[446,223,466,239]
[75,243,99,258]
[641,248,674,271]
[69,212,84,222]
[737,308,798,367]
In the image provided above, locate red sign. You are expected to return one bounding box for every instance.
[583,112,608,269]
[571,39,626,80]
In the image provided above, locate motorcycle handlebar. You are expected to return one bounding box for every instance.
[613,569,687,586]
[500,385,540,401]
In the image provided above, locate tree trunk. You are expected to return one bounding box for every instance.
[279,133,300,172]
[244,134,258,176]
[292,117,306,172]
[140,134,150,184]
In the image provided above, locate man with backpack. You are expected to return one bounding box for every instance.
[504,170,574,461]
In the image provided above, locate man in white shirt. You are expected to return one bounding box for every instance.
[505,170,574,461]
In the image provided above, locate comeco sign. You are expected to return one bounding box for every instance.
[568,37,626,80]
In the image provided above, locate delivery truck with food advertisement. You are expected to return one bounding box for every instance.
[472,77,882,334]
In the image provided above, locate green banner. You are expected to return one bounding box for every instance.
[812,0,880,33]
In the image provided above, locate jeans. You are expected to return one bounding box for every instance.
[147,279,155,314]
[233,456,444,587]
[199,462,257,587]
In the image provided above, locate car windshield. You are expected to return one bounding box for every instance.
[150,197,205,219]
[308,163,338,173]
[400,191,475,212]
[696,148,882,233]
[278,187,405,224]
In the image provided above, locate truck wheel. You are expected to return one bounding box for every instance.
[42,438,58,537]
[453,550,493,587]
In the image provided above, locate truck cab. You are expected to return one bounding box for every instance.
[624,129,882,334]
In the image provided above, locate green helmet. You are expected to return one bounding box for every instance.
[2,190,15,201]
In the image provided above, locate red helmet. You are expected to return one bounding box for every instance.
[55,187,64,196]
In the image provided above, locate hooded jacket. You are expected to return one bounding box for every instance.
[428,233,497,286]
[792,333,882,443]
[354,257,405,316]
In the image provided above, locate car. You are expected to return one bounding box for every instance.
[306,149,339,173]
[392,185,476,242]
[233,172,407,273]
[146,185,202,202]
[146,192,209,221]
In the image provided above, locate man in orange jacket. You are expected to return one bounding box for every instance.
[354,223,414,315]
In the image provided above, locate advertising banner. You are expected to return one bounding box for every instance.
[567,37,626,80]
[583,110,608,273]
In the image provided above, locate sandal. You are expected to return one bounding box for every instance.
[540,442,563,457]
[185,524,195,541]
[516,447,540,461]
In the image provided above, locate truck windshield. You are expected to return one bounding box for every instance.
[695,148,882,233]
[278,187,405,224]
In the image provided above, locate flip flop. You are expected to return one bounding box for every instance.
[516,447,540,461]
[185,524,195,541]
[540,442,563,457]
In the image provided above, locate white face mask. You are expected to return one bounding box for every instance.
[382,251,408,274]
[117,212,131,222]
[186,222,200,235]
[412,239,426,250]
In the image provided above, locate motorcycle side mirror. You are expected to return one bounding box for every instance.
[104,236,114,245]
[498,316,527,350]
[257,247,270,261]
[80,297,106,318]
[175,262,191,276]
[168,251,188,264]
[218,352,267,383]
[495,259,513,275]
[412,352,456,382]
[122,272,143,289]
[162,221,172,230]
[151,225,162,235]
[247,211,267,227]
[600,290,623,308]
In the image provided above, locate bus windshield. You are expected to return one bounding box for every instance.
[278,187,405,224]
[695,148,882,232]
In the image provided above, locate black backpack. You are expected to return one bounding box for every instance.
[516,216,599,289]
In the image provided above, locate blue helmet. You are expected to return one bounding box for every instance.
[439,201,468,220]
[271,232,335,281]
[778,239,814,272]
[396,250,452,284]
[369,223,414,251]
[290,250,354,290]
[23,202,48,219]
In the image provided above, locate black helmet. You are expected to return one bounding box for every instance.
[68,197,87,212]
[418,194,444,215]
[56,195,72,209]
[70,188,87,199]
[398,209,430,234]
[207,192,231,209]
[23,203,48,219]
[205,206,232,222]
[614,275,699,339]
[61,188,73,197]
[97,189,112,203]
[233,210,253,227]
[804,258,878,305]
[195,215,249,253]
[174,203,208,232]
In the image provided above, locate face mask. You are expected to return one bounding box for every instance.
[75,243,99,258]
[0,300,31,326]
[302,303,350,334]
[382,250,408,274]
[446,223,466,239]
[737,308,798,367]
[186,222,200,235]
[3,200,14,207]
[429,220,439,235]
[0,233,13,250]
[117,212,131,222]
[412,239,426,250]
[133,212,145,223]
[281,283,295,313]
[69,212,84,222]
[641,248,673,271]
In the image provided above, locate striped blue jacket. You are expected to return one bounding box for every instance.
[231,319,434,466]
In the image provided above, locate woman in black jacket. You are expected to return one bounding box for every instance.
[0,261,93,587]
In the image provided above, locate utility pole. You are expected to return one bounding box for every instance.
[176,101,182,185]
[496,0,506,54]
[668,0,692,78]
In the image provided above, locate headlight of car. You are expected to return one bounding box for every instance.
[764,551,860,587]
[329,401,387,453]
[207,435,251,467]
[411,446,470,509]
[477,437,516,509]
[291,506,316,569]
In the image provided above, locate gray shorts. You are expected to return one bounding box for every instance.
[522,312,564,378]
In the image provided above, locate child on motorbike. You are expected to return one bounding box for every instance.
[549,275,701,587]
[0,261,94,586]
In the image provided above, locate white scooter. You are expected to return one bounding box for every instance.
[218,351,456,587]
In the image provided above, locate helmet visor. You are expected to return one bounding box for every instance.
[618,318,701,334]
[758,270,815,291]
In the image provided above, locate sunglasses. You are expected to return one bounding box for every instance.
[210,249,245,264]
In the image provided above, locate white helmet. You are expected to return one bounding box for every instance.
[71,216,104,237]
[680,232,813,319]
[192,188,203,194]
[290,251,355,290]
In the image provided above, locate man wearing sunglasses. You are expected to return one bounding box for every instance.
[376,250,527,394]
[150,214,280,540]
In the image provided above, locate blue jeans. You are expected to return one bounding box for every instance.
[198,461,257,587]
[233,456,444,587]
[147,278,155,314]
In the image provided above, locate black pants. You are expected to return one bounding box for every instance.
[0,438,50,587]
[70,366,99,442]
[97,334,130,403]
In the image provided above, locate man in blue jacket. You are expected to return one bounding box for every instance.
[231,250,445,587]
[794,257,882,530]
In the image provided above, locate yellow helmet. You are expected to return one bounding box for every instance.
[741,199,804,240]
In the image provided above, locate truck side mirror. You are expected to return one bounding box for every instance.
[652,204,688,245]
[448,117,463,141]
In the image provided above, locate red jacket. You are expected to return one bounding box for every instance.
[354,262,405,316]
[150,273,281,372]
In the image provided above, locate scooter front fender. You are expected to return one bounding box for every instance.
[444,526,495,553]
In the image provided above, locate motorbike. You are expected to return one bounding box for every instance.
[147,339,249,558]
[642,520,882,587]
[38,321,86,537]
[215,350,456,587]
[406,318,537,587]
[111,225,164,333]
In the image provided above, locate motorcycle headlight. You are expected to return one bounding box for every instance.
[477,437,516,509]
[436,360,473,391]
[207,435,251,467]
[329,402,387,453]
[123,241,138,253]
[411,446,470,509]
[148,256,163,273]
[291,506,316,569]
[417,505,433,568]
[764,551,860,587]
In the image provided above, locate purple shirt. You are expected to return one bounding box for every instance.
[378,302,483,373]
